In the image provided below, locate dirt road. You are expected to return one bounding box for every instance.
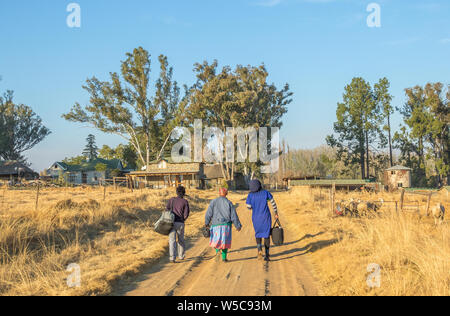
[116,194,320,296]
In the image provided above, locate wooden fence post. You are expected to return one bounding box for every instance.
[425,193,432,217]
[319,187,322,207]
[332,183,336,215]
[1,186,5,211]
[330,183,336,216]
[103,185,106,201]
[399,189,405,212]
[329,188,332,215]
[35,183,40,211]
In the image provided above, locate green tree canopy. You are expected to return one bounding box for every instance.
[95,163,108,172]
[63,47,185,168]
[0,90,51,162]
[62,155,86,165]
[326,77,388,179]
[82,134,98,160]
[187,61,292,180]
[98,143,138,169]
[395,83,449,186]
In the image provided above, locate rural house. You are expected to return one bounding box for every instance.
[384,165,412,191]
[127,159,247,189]
[0,161,39,181]
[127,158,204,189]
[47,158,124,185]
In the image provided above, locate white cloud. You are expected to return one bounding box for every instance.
[440,38,450,44]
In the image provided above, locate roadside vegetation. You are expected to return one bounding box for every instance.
[0,186,213,296]
[276,187,449,296]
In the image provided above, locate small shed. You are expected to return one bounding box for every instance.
[0,161,39,181]
[384,165,412,191]
[203,164,247,190]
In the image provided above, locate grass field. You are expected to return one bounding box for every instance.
[0,185,448,296]
[276,187,449,296]
[0,186,214,296]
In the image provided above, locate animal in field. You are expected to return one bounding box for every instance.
[337,198,360,217]
[430,203,445,225]
[356,199,384,217]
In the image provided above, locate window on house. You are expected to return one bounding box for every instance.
[397,183,403,188]
[391,171,395,175]
[69,174,76,183]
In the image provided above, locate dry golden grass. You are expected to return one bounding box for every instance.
[1,184,448,296]
[275,187,449,296]
[0,186,215,296]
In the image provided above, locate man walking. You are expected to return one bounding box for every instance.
[167,186,190,263]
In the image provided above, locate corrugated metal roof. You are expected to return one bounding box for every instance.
[51,158,123,172]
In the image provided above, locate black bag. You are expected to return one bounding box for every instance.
[271,218,284,246]
[202,226,211,238]
[154,210,175,236]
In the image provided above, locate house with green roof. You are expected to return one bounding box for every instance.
[46,158,124,185]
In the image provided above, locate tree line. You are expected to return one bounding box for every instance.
[325,77,449,187]
[63,47,292,181]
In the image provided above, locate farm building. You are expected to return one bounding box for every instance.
[384,165,412,191]
[126,159,247,189]
[203,164,247,189]
[47,158,124,185]
[283,175,322,187]
[285,177,377,191]
[0,161,39,181]
[127,159,204,189]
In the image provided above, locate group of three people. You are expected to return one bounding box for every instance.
[166,180,278,263]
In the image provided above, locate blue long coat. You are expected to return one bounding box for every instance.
[246,190,274,238]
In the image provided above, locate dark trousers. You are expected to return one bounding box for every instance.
[256,238,270,256]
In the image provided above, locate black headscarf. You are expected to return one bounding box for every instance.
[249,179,262,193]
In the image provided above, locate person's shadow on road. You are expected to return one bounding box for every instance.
[226,231,334,263]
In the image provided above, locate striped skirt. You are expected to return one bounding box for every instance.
[209,223,232,250]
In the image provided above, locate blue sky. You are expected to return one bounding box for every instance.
[0,0,449,171]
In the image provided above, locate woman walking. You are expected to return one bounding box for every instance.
[205,187,242,262]
[246,179,279,261]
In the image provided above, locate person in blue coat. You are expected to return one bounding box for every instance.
[246,179,279,261]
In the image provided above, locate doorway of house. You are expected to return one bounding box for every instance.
[82,172,88,184]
